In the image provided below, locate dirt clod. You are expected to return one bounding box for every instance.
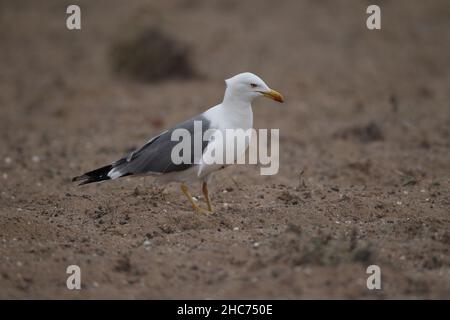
[334,121,384,143]
[110,27,197,83]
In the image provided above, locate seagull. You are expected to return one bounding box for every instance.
[72,72,284,213]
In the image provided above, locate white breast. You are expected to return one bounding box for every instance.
[198,102,254,178]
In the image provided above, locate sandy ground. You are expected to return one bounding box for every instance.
[0,0,449,299]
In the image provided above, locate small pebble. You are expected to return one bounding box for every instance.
[143,239,151,249]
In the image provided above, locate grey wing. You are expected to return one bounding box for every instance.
[109,114,211,177]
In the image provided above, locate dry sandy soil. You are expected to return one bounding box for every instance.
[0,0,449,299]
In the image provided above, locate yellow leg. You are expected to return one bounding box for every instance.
[180,184,210,214]
[202,182,214,213]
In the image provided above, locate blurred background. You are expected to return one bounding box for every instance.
[0,0,449,299]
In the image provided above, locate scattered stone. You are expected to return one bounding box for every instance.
[277,190,302,206]
[143,239,151,249]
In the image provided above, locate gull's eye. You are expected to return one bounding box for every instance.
[250,83,258,88]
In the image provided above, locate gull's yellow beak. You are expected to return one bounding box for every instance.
[263,89,284,103]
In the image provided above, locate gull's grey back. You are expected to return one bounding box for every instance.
[111,114,211,176]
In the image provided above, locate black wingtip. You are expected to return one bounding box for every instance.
[72,175,85,182]
[71,174,94,186]
[77,179,94,186]
[72,165,114,186]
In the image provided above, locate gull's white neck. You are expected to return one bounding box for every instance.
[221,90,253,130]
[203,91,254,131]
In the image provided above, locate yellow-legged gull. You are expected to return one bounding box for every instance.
[72,72,284,213]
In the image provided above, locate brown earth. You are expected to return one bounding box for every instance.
[0,0,449,299]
